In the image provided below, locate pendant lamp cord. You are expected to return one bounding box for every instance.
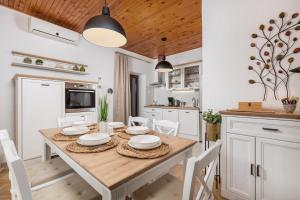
[105,0,107,6]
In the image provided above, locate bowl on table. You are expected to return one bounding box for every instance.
[126,126,150,135]
[128,135,161,150]
[62,126,89,136]
[77,133,111,146]
[108,122,125,129]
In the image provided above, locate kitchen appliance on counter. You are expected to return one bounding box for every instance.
[168,97,175,106]
[175,99,180,107]
[65,82,96,113]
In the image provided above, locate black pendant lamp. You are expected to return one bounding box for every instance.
[155,37,173,72]
[82,0,127,47]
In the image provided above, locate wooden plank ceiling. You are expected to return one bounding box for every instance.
[0,0,202,59]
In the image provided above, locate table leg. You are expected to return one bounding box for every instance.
[42,140,51,162]
[182,149,193,178]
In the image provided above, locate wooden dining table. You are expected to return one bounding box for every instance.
[39,128,196,200]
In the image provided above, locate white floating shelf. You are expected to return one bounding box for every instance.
[11,51,89,75]
[11,62,89,75]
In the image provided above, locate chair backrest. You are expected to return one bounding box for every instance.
[128,116,150,127]
[0,129,10,142]
[2,139,32,200]
[57,115,87,128]
[182,140,222,200]
[152,119,180,136]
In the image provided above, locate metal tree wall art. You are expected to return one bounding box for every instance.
[248,12,300,101]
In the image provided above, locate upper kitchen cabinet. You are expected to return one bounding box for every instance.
[166,62,201,91]
[167,68,182,89]
[184,65,200,88]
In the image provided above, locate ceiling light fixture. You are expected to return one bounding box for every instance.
[82,0,127,47]
[155,37,173,72]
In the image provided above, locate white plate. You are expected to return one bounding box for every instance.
[130,135,161,145]
[126,129,150,135]
[62,126,89,136]
[127,126,149,132]
[77,133,111,146]
[108,122,124,129]
[72,121,93,126]
[126,126,150,135]
[128,140,162,150]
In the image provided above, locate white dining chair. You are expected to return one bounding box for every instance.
[133,140,222,200]
[152,119,180,136]
[2,139,100,200]
[57,115,87,128]
[128,116,150,127]
[0,130,73,189]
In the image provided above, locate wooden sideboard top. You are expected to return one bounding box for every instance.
[220,110,300,120]
[144,105,200,111]
[14,74,98,84]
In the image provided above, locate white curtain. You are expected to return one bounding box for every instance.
[113,53,131,124]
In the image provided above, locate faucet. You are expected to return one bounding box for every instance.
[192,98,196,107]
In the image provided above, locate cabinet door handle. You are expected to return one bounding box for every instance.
[41,83,50,86]
[262,127,279,132]
[256,165,261,177]
[250,164,255,176]
[168,111,172,112]
[185,111,190,114]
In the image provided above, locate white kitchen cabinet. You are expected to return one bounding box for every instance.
[178,110,199,137]
[166,62,201,90]
[144,108,163,120]
[221,115,300,200]
[145,112,162,120]
[17,78,64,160]
[144,108,163,128]
[162,109,179,122]
[226,133,255,200]
[256,138,300,200]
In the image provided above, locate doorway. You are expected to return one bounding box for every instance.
[130,74,139,117]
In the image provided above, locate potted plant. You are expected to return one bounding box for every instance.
[99,94,108,132]
[202,109,222,141]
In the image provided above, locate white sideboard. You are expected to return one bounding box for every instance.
[221,113,300,200]
[144,107,201,141]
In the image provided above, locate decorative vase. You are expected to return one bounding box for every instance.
[99,121,108,133]
[206,123,221,141]
[282,98,298,113]
[282,102,298,113]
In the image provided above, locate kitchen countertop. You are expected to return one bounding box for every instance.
[220,110,300,120]
[144,105,201,111]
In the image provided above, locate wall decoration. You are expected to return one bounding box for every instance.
[248,12,300,102]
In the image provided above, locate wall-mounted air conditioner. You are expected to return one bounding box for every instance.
[29,17,80,45]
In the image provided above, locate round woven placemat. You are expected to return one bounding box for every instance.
[116,142,170,159]
[52,133,82,141]
[66,137,119,153]
[117,130,158,140]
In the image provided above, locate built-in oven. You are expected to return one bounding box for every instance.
[65,82,96,113]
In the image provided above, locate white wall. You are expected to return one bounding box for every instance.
[128,58,154,116]
[153,48,202,106]
[202,0,300,112]
[0,5,154,142]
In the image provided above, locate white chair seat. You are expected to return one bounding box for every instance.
[133,174,183,200]
[25,157,73,187]
[32,173,101,200]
